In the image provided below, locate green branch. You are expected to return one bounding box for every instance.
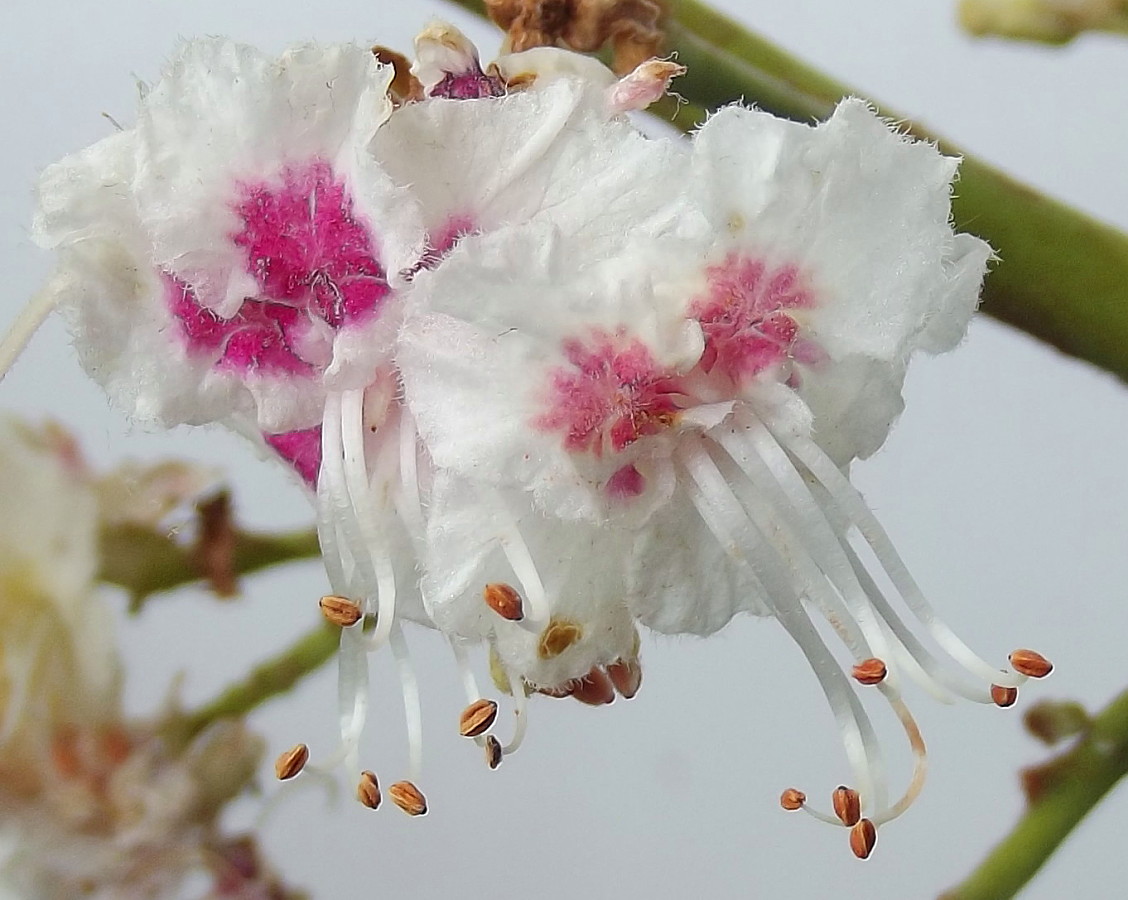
[446,0,1128,382]
[166,624,339,747]
[940,688,1128,900]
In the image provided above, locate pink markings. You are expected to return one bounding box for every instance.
[606,463,646,500]
[537,329,682,457]
[430,70,506,100]
[167,159,389,377]
[691,253,817,383]
[417,214,478,271]
[264,426,322,487]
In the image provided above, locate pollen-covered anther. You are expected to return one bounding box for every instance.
[851,657,888,686]
[1009,649,1053,679]
[780,788,806,811]
[459,699,499,737]
[832,786,861,826]
[389,780,428,817]
[537,618,584,660]
[992,684,1019,708]
[849,819,878,860]
[273,743,309,781]
[606,657,642,699]
[483,582,525,621]
[318,594,362,628]
[485,735,503,770]
[356,770,381,809]
[570,667,616,706]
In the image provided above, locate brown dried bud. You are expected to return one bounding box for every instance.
[193,491,238,597]
[849,819,877,860]
[483,582,524,621]
[356,770,381,809]
[485,735,503,770]
[991,684,1019,708]
[607,658,642,699]
[537,618,583,659]
[1009,649,1053,679]
[273,743,309,781]
[780,788,805,811]
[389,780,428,816]
[459,699,499,737]
[319,595,362,628]
[832,786,861,826]
[851,658,887,686]
[570,668,616,706]
[1023,699,1091,746]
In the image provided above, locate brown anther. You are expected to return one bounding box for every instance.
[485,735,503,770]
[991,684,1019,708]
[370,45,424,104]
[779,788,805,811]
[273,743,309,781]
[356,770,381,809]
[852,657,887,686]
[459,699,499,737]
[570,667,616,706]
[1009,649,1053,679]
[537,618,584,660]
[318,595,362,628]
[832,786,861,826]
[849,819,877,860]
[388,780,428,816]
[607,658,642,699]
[483,582,524,621]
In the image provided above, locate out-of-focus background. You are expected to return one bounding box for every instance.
[3,1,1127,897]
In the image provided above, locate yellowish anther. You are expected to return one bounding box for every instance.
[318,594,362,628]
[389,780,428,816]
[356,770,381,809]
[459,699,499,738]
[992,684,1019,708]
[1009,648,1053,678]
[832,785,861,826]
[273,743,309,781]
[780,788,805,811]
[537,618,583,660]
[849,819,877,860]
[488,646,513,696]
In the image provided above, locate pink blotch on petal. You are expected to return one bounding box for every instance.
[429,70,506,99]
[691,252,818,383]
[605,464,646,501]
[536,329,682,457]
[264,427,322,487]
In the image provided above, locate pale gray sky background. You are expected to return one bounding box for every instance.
[3,1,1127,898]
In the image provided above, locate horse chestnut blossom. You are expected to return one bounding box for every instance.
[16,20,1051,854]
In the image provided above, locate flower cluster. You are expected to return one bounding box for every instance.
[27,21,1049,856]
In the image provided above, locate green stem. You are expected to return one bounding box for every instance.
[940,688,1128,900]
[167,624,339,746]
[445,0,1128,382]
[98,522,321,608]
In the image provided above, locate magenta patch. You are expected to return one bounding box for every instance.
[536,329,682,457]
[264,426,322,487]
[430,70,506,100]
[167,159,389,378]
[417,214,478,270]
[606,463,647,501]
[691,253,816,383]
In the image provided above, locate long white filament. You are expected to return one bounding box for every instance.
[389,623,424,783]
[676,438,885,815]
[780,430,1023,689]
[0,285,57,383]
[489,496,550,631]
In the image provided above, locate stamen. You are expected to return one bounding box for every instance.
[991,684,1019,708]
[459,699,499,737]
[1009,649,1053,679]
[273,743,310,781]
[388,780,428,817]
[780,788,806,811]
[483,582,525,621]
[832,786,861,826]
[870,687,928,826]
[389,623,424,783]
[493,502,550,631]
[356,770,381,809]
[0,284,58,383]
[849,819,877,860]
[484,735,503,770]
[852,658,888,686]
[780,429,1023,689]
[319,595,363,628]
